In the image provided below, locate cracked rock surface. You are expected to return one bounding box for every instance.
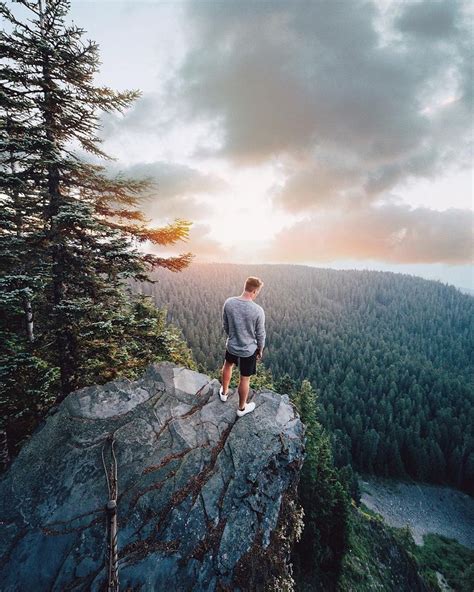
[0,362,304,591]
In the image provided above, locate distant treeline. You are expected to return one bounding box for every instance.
[130,263,474,493]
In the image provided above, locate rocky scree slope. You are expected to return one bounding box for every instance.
[0,362,305,591]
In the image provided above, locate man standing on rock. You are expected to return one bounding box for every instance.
[220,276,266,417]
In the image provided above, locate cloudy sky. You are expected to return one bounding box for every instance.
[70,0,473,289]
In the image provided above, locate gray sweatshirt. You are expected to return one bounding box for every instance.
[222,296,266,357]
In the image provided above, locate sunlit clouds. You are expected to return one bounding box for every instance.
[70,0,473,288]
[263,204,472,264]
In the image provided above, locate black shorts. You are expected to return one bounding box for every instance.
[224,348,258,376]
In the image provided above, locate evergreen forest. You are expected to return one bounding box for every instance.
[1,2,471,589]
[130,263,474,494]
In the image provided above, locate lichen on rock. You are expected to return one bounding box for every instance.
[0,362,305,591]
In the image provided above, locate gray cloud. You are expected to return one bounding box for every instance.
[99,93,174,140]
[262,204,474,264]
[167,0,472,211]
[87,0,472,270]
[273,153,364,213]
[106,161,227,222]
[395,0,460,39]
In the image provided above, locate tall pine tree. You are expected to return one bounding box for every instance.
[0,0,195,453]
[292,379,351,588]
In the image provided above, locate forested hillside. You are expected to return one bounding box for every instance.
[129,263,474,493]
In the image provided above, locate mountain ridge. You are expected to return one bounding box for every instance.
[129,263,474,493]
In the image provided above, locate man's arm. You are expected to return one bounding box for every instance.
[222,303,229,336]
[255,309,266,357]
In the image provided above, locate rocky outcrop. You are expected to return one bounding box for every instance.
[0,362,304,591]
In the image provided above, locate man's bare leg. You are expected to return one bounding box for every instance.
[238,376,251,410]
[221,360,234,395]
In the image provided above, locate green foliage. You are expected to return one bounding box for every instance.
[249,362,276,391]
[291,379,351,587]
[0,343,59,449]
[275,373,298,397]
[75,291,196,387]
[460,564,474,592]
[0,0,195,455]
[413,533,474,592]
[132,263,474,493]
[338,507,438,592]
[338,465,361,506]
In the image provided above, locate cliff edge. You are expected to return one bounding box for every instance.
[0,362,304,591]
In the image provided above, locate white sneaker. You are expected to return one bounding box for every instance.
[219,386,229,402]
[237,401,255,417]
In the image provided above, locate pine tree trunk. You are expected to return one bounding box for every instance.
[0,429,10,472]
[52,239,76,398]
[8,115,35,344]
[48,152,76,398]
[40,2,76,399]
[23,298,34,343]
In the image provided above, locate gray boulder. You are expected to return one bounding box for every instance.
[0,362,305,591]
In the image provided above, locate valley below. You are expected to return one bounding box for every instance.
[360,476,474,549]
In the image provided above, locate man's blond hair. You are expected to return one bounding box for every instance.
[244,276,264,292]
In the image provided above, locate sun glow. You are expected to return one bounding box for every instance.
[196,163,293,247]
